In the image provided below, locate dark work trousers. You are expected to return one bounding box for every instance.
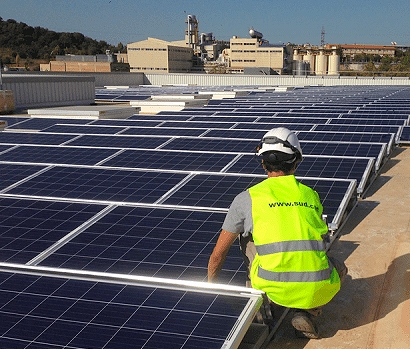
[239,234,348,317]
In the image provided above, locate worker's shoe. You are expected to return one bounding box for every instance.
[291,311,320,339]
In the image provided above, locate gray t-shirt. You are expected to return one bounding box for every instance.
[222,190,253,237]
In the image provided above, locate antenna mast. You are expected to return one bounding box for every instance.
[321,26,325,46]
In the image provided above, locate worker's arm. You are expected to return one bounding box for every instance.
[208,229,238,283]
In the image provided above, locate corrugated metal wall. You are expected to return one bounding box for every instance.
[144,73,410,87]
[3,75,95,110]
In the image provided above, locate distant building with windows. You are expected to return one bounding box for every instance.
[227,36,291,74]
[40,52,129,72]
[127,38,193,73]
[326,44,396,60]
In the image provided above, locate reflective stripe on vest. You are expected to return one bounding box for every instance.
[258,259,334,282]
[255,240,325,256]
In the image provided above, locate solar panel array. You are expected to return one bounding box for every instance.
[1,84,409,348]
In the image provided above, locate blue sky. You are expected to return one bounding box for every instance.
[2,0,410,46]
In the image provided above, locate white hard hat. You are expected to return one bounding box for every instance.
[257,127,303,160]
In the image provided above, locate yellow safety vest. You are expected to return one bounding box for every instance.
[248,175,341,309]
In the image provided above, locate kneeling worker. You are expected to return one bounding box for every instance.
[208,127,347,339]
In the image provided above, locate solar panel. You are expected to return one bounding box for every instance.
[0,197,106,263]
[65,134,172,149]
[0,116,30,127]
[0,163,47,191]
[0,145,13,154]
[212,111,276,117]
[5,167,188,204]
[225,155,374,194]
[313,124,402,138]
[161,121,237,129]
[274,112,342,118]
[158,109,216,115]
[233,123,315,131]
[41,124,127,135]
[6,118,91,131]
[328,118,406,126]
[399,126,410,144]
[161,174,263,209]
[37,206,246,283]
[339,113,410,121]
[90,118,191,127]
[263,117,329,124]
[120,127,207,137]
[300,141,386,171]
[204,129,266,139]
[0,266,262,349]
[191,116,259,123]
[161,173,356,230]
[3,84,408,347]
[0,132,77,145]
[163,137,257,153]
[100,149,237,172]
[0,145,119,166]
[296,131,395,153]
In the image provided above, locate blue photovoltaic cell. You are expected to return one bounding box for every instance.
[65,134,172,149]
[260,117,329,124]
[158,109,216,116]
[6,167,187,203]
[0,163,46,191]
[341,110,410,120]
[205,129,266,140]
[128,114,194,121]
[120,127,206,137]
[115,95,151,101]
[40,124,127,135]
[328,118,406,126]
[190,116,259,122]
[162,174,354,226]
[0,272,252,349]
[212,111,276,117]
[301,142,385,159]
[0,198,106,263]
[400,126,410,143]
[6,118,91,131]
[163,137,258,153]
[92,119,165,127]
[160,121,236,129]
[274,112,342,118]
[102,149,237,172]
[0,145,13,154]
[0,116,31,127]
[313,124,401,135]
[162,174,262,209]
[40,206,245,284]
[0,145,119,166]
[0,132,77,145]
[226,154,373,186]
[296,131,394,144]
[339,113,410,121]
[195,107,236,113]
[233,122,315,131]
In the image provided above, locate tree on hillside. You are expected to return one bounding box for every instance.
[0,17,127,67]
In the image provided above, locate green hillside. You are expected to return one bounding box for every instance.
[0,17,125,70]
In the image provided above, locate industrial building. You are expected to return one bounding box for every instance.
[292,46,340,75]
[226,28,292,75]
[127,37,193,73]
[328,43,397,61]
[40,52,129,72]
[126,16,291,75]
